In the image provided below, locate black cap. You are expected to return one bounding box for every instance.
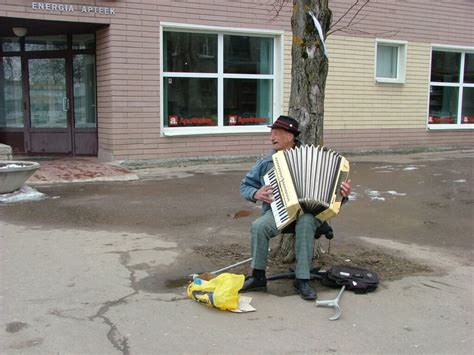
[268,115,300,136]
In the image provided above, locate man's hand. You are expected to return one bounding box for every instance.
[254,185,273,204]
[340,179,352,198]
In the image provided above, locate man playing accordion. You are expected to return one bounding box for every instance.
[239,115,352,300]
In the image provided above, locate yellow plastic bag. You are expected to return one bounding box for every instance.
[187,273,245,311]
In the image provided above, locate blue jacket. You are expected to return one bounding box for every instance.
[240,151,275,215]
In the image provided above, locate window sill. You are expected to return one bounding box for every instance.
[375,77,405,84]
[162,125,270,137]
[427,124,474,130]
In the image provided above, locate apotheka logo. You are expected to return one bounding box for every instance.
[31,2,116,15]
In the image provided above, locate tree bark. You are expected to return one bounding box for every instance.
[289,0,331,146]
[278,0,332,263]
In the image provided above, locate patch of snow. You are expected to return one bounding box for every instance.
[386,191,407,196]
[0,185,46,204]
[348,192,359,201]
[367,190,385,201]
[372,165,394,170]
[453,179,466,183]
[403,166,418,171]
[370,196,385,201]
[367,190,381,197]
[0,163,26,169]
[365,189,406,201]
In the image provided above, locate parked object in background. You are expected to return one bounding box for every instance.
[0,161,40,194]
[0,144,12,161]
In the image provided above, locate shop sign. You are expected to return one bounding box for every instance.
[31,2,116,15]
[168,115,215,126]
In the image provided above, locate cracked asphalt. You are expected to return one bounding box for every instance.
[0,149,473,354]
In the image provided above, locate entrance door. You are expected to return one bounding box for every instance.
[27,57,72,153]
[1,32,98,155]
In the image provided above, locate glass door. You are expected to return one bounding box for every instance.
[1,33,97,155]
[27,57,72,153]
[28,58,68,129]
[0,56,24,128]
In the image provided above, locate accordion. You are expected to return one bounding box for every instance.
[263,145,350,230]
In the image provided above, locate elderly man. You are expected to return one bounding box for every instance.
[239,115,352,300]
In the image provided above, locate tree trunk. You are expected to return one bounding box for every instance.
[277,0,332,263]
[289,0,331,146]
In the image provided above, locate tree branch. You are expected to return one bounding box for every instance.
[345,0,370,29]
[327,12,369,36]
[328,0,370,37]
[330,0,362,30]
[268,0,291,22]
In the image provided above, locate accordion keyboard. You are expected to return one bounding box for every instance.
[264,168,290,228]
[261,145,349,230]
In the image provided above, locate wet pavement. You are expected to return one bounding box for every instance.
[0,149,473,354]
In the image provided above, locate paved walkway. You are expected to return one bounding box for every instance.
[2,149,472,354]
[21,148,474,185]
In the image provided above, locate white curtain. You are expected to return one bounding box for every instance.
[377,45,398,79]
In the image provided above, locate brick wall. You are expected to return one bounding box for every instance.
[1,0,473,160]
[328,0,473,47]
[93,0,293,160]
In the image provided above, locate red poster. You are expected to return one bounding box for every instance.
[169,115,178,126]
[228,115,237,125]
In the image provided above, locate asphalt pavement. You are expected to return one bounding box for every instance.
[0,149,473,354]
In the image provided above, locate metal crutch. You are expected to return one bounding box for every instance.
[316,285,346,321]
[189,257,252,279]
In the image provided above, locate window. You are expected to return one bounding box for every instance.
[375,39,407,83]
[74,54,97,128]
[161,25,281,135]
[0,57,23,128]
[72,34,95,50]
[25,35,67,51]
[428,48,474,127]
[0,33,97,130]
[1,37,20,52]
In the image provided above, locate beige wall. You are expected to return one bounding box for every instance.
[282,2,474,152]
[325,36,431,130]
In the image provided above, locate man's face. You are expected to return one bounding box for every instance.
[271,128,295,151]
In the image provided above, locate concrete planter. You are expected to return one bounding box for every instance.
[0,161,40,194]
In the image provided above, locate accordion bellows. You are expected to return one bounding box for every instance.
[264,145,350,230]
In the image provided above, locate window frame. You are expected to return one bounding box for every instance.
[374,39,407,84]
[160,23,283,137]
[427,44,474,130]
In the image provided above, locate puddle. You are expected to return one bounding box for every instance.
[165,277,191,288]
[227,210,252,219]
[135,270,191,294]
[6,322,28,333]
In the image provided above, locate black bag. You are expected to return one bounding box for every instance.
[317,265,379,294]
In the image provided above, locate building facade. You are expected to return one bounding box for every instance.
[0,0,473,161]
